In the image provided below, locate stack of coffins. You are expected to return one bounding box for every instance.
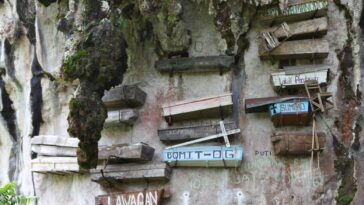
[159,93,243,168]
[259,1,329,60]
[91,143,172,186]
[102,84,146,127]
[31,135,86,174]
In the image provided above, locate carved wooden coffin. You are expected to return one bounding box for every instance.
[259,0,328,25]
[31,145,77,157]
[271,64,329,88]
[91,163,171,185]
[103,85,146,109]
[163,146,243,168]
[96,189,167,205]
[31,135,79,147]
[262,17,328,40]
[272,131,326,155]
[98,143,155,163]
[260,39,329,60]
[158,122,238,143]
[269,100,311,126]
[162,93,233,122]
[245,96,308,113]
[155,56,234,73]
[31,135,79,156]
[31,157,87,174]
[104,109,139,127]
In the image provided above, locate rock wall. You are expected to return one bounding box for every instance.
[0,0,363,204]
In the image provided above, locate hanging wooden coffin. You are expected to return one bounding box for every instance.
[98,143,155,163]
[96,189,168,205]
[31,135,79,157]
[269,100,311,126]
[272,131,326,155]
[31,145,77,157]
[104,109,139,127]
[158,122,238,143]
[271,64,329,88]
[155,56,234,73]
[31,157,87,174]
[162,93,233,122]
[262,17,328,40]
[103,85,147,109]
[163,146,243,168]
[91,163,171,185]
[260,39,329,60]
[245,96,308,113]
[258,0,328,25]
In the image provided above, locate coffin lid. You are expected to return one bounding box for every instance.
[245,96,309,113]
[282,64,330,75]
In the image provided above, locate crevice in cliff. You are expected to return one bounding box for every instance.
[0,73,20,182]
[16,0,36,44]
[30,56,44,137]
[4,40,22,89]
[38,0,57,7]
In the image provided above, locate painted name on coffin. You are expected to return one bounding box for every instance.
[277,75,320,86]
[163,147,243,161]
[96,190,162,205]
[269,101,309,116]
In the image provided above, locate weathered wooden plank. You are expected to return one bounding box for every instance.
[98,143,155,162]
[155,56,234,73]
[271,64,329,88]
[158,122,238,142]
[31,157,87,174]
[260,39,329,60]
[95,189,166,205]
[103,85,147,109]
[162,93,232,122]
[31,145,77,157]
[269,100,311,126]
[163,146,243,168]
[263,17,328,40]
[272,131,326,155]
[31,135,79,147]
[104,109,139,127]
[91,163,171,184]
[259,0,328,25]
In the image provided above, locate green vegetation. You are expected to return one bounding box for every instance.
[0,182,36,205]
[62,49,88,80]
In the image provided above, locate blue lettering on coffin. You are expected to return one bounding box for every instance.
[269,101,309,116]
[163,146,244,162]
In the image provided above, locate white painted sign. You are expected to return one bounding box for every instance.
[271,69,328,87]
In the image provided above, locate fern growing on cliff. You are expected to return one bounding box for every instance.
[0,182,35,205]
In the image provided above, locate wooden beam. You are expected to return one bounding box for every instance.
[272,131,326,155]
[162,93,233,122]
[91,163,171,185]
[103,85,147,109]
[31,145,77,157]
[96,189,167,205]
[104,109,139,127]
[263,17,328,40]
[31,135,79,147]
[31,157,87,174]
[98,143,155,162]
[158,122,238,143]
[259,0,328,25]
[163,146,243,168]
[260,39,329,60]
[155,56,234,73]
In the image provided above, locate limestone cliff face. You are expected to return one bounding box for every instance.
[0,0,363,204]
